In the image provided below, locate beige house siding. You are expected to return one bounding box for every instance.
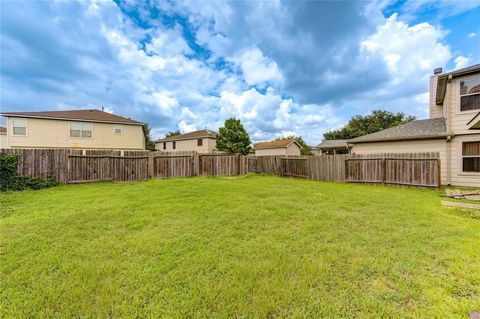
[447,75,480,135]
[255,143,301,156]
[351,139,448,184]
[0,133,7,148]
[429,75,443,118]
[449,134,480,187]
[156,137,217,153]
[6,117,144,149]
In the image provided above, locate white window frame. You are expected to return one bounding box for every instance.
[69,121,93,138]
[459,75,480,114]
[12,117,28,136]
[461,140,480,174]
[114,124,122,135]
[12,118,27,136]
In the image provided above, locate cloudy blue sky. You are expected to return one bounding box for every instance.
[1,0,479,143]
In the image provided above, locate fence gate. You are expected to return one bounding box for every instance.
[280,157,308,178]
[153,155,194,178]
[345,157,441,188]
[67,154,149,183]
[247,157,259,173]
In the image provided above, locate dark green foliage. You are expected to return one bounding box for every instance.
[323,109,416,140]
[0,153,60,191]
[165,130,181,138]
[216,118,252,155]
[143,124,156,151]
[276,135,312,155]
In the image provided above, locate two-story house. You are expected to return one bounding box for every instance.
[348,63,480,187]
[155,129,218,153]
[1,109,145,150]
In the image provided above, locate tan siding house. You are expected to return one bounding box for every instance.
[254,139,301,156]
[349,64,480,187]
[155,130,218,153]
[0,126,7,148]
[1,110,145,150]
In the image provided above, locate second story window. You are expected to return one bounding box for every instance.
[12,118,27,135]
[173,141,176,149]
[460,76,480,112]
[197,138,203,146]
[163,142,166,150]
[114,124,122,134]
[70,122,92,138]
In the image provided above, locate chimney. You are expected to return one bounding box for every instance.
[101,106,105,112]
[433,67,442,75]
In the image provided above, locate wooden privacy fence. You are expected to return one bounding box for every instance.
[345,153,441,188]
[280,157,308,178]
[253,152,441,188]
[0,149,252,183]
[1,148,440,188]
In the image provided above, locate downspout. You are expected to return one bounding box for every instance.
[446,74,453,185]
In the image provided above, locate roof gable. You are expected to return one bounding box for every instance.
[254,139,300,149]
[317,139,348,149]
[156,129,217,142]
[1,109,143,125]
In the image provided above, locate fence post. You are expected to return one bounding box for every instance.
[236,154,241,175]
[437,158,441,189]
[382,157,386,184]
[344,159,348,182]
[195,155,201,176]
[148,152,154,179]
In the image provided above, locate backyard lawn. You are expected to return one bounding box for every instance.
[1,175,479,318]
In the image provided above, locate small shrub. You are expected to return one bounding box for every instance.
[0,153,60,191]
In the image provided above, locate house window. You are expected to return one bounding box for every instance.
[114,124,122,134]
[12,118,27,135]
[173,141,176,149]
[70,122,92,138]
[462,141,480,172]
[197,138,203,146]
[163,142,166,150]
[460,76,480,112]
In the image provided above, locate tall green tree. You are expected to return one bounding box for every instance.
[216,118,252,155]
[323,109,416,140]
[143,123,156,151]
[275,136,312,156]
[165,130,181,138]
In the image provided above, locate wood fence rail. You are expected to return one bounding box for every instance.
[1,149,441,188]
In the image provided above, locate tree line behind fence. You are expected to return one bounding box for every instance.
[0,149,440,188]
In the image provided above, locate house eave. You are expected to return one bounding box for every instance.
[1,113,144,126]
[156,136,217,143]
[348,134,449,144]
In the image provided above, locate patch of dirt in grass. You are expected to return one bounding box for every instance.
[445,207,480,220]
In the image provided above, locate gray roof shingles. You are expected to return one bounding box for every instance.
[1,109,143,125]
[317,139,348,148]
[348,118,447,143]
[156,129,217,142]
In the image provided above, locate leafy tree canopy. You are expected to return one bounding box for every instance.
[323,109,416,140]
[275,136,312,156]
[143,123,156,151]
[165,130,181,138]
[216,118,252,155]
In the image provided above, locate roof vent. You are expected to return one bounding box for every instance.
[433,67,443,75]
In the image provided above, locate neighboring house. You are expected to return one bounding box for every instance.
[254,139,301,156]
[0,109,145,150]
[155,129,218,153]
[314,139,349,155]
[0,126,7,148]
[349,64,480,187]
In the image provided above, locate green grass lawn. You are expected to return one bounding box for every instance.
[1,175,479,318]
